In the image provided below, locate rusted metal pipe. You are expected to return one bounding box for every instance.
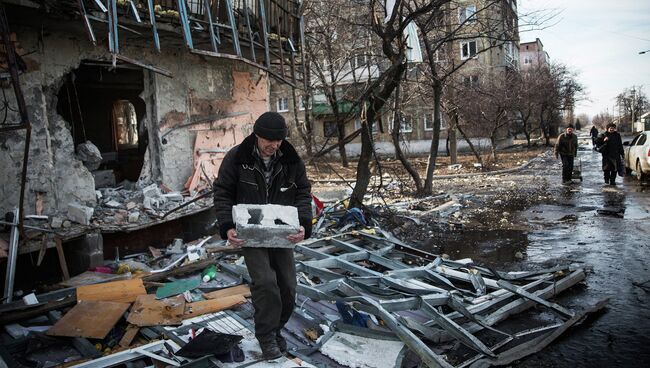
[0,5,32,238]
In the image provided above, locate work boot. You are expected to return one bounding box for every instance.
[276,330,287,353]
[257,334,282,360]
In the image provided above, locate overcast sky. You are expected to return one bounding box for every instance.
[518,0,650,120]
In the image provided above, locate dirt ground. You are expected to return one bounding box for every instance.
[308,146,552,244]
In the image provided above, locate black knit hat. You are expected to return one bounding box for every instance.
[253,112,288,140]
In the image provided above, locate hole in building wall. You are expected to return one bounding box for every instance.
[56,61,147,188]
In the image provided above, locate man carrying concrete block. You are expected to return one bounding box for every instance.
[213,111,312,360]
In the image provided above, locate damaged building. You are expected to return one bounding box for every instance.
[1,0,303,289]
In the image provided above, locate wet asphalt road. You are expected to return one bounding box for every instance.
[514,147,650,367]
[421,145,650,367]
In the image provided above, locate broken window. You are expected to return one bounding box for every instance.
[460,40,477,59]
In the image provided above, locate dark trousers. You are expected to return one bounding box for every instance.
[604,170,617,184]
[560,154,574,181]
[242,247,296,338]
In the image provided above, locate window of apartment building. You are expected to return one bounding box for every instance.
[390,115,414,133]
[435,49,447,63]
[298,96,307,110]
[354,118,378,133]
[463,75,479,87]
[460,40,477,60]
[424,112,448,131]
[459,5,477,23]
[276,97,289,112]
[350,54,368,69]
[324,121,338,137]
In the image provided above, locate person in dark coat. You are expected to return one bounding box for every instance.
[213,112,312,360]
[590,125,599,148]
[595,123,625,185]
[554,124,578,184]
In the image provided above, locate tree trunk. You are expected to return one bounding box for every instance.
[490,134,498,162]
[350,108,374,208]
[391,87,423,194]
[456,122,482,164]
[423,82,443,194]
[449,122,458,164]
[336,120,349,167]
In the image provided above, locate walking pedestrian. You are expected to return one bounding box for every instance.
[213,112,313,360]
[595,123,625,185]
[554,124,578,184]
[590,125,599,149]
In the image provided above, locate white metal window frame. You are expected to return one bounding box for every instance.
[424,112,448,131]
[276,97,289,112]
[460,40,477,60]
[389,115,414,133]
[459,4,477,23]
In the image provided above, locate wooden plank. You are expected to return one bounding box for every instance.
[77,278,146,303]
[46,301,130,339]
[0,295,75,325]
[127,295,185,327]
[183,295,246,318]
[202,284,251,300]
[55,237,70,281]
[118,324,140,347]
[60,271,132,288]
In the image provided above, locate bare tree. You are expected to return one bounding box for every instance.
[302,0,378,167]
[616,86,648,130]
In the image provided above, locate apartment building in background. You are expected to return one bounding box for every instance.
[271,0,520,157]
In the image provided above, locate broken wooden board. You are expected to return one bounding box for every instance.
[155,278,201,299]
[60,271,132,288]
[46,300,130,339]
[76,278,146,303]
[183,295,246,318]
[202,284,251,300]
[119,324,140,348]
[127,295,186,327]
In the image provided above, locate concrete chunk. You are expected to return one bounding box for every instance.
[67,203,94,225]
[233,204,299,248]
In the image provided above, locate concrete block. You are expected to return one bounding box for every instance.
[50,216,63,229]
[128,211,140,223]
[92,170,116,189]
[67,203,94,225]
[233,204,299,248]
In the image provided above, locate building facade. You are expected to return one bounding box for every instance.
[271,0,520,157]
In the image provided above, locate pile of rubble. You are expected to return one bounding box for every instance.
[0,203,606,367]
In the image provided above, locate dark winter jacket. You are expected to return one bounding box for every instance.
[590,126,599,138]
[213,134,313,240]
[595,131,624,171]
[554,132,578,157]
[595,131,624,159]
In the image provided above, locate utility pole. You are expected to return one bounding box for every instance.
[631,87,637,132]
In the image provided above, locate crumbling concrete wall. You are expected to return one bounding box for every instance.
[0,23,269,217]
